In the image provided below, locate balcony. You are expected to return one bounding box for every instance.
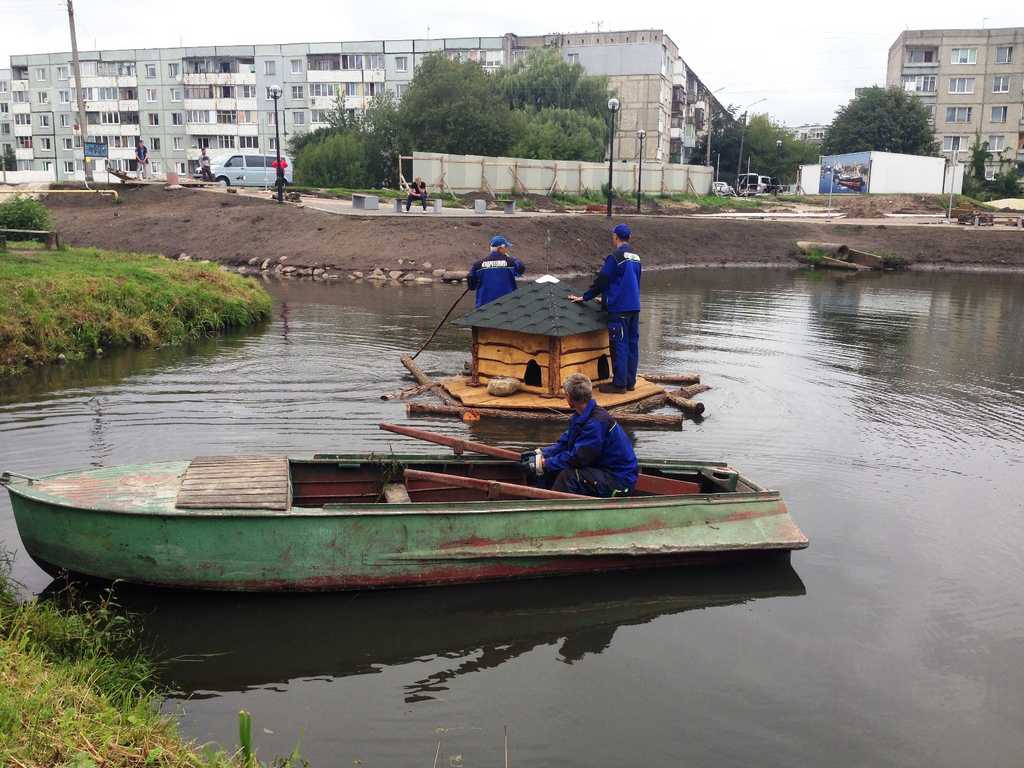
[15,147,33,160]
[11,79,29,92]
[183,72,256,86]
[14,124,32,137]
[307,70,363,84]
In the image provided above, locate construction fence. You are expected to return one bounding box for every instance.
[408,151,712,197]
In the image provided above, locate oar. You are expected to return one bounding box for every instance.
[378,423,702,495]
[411,286,471,359]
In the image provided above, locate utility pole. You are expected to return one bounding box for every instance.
[734,111,747,189]
[67,0,92,181]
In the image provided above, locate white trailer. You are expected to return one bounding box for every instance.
[797,151,963,196]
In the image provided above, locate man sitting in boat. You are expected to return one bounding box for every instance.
[467,235,525,307]
[521,373,639,497]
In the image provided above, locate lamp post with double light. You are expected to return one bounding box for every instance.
[268,84,285,203]
[606,96,620,217]
[636,129,646,213]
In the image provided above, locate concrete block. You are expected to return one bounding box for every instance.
[474,199,486,214]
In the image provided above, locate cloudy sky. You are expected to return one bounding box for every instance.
[1,0,1021,125]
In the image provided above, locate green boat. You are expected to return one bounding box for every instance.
[2,433,808,591]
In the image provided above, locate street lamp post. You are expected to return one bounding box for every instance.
[733,97,766,194]
[636,129,646,213]
[606,97,620,218]
[775,139,782,194]
[269,84,284,204]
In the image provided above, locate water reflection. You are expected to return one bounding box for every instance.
[83,559,804,701]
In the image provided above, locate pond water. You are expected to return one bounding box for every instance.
[2,268,1022,767]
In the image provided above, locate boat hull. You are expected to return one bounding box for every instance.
[5,459,808,592]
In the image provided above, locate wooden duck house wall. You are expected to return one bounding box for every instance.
[472,327,612,395]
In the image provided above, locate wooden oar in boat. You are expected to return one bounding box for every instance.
[403,469,588,500]
[379,423,701,495]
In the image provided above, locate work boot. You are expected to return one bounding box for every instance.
[598,383,627,394]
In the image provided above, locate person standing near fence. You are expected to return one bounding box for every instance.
[135,139,149,180]
[569,223,642,394]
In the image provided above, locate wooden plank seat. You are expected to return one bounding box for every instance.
[176,455,290,510]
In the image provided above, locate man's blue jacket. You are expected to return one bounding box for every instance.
[468,251,525,307]
[541,399,638,491]
[582,243,641,313]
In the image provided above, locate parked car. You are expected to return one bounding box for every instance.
[711,181,736,197]
[208,153,294,187]
[735,173,771,196]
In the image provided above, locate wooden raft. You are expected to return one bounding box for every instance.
[176,455,291,510]
[442,375,664,410]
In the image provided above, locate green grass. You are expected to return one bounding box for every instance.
[0,559,303,767]
[0,248,272,378]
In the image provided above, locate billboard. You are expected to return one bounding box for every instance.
[83,141,109,158]
[819,151,871,194]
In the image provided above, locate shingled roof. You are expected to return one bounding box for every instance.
[456,280,607,337]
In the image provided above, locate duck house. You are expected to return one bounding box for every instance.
[455,278,612,396]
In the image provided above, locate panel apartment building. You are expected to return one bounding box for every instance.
[0,29,721,182]
[886,27,1024,177]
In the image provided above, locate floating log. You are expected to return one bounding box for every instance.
[677,383,711,399]
[403,468,588,501]
[405,402,682,429]
[640,372,700,385]
[380,383,432,401]
[664,391,705,416]
[400,355,459,406]
[610,393,669,414]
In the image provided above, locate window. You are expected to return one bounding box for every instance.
[395,56,408,72]
[39,137,52,150]
[168,63,180,78]
[170,87,182,102]
[245,155,266,167]
[311,110,331,123]
[185,85,213,99]
[341,55,363,70]
[270,137,277,150]
[988,135,1005,152]
[59,114,70,127]
[948,77,974,94]
[171,111,184,125]
[945,106,971,123]
[942,135,963,152]
[310,83,335,97]
[290,59,303,74]
[1,124,10,134]
[173,136,183,150]
[292,111,305,125]
[176,161,186,174]
[395,83,408,99]
[151,137,160,151]
[240,135,258,149]
[187,110,209,123]
[62,137,73,149]
[216,135,235,149]
[99,87,117,100]
[366,82,382,96]
[145,88,158,102]
[37,91,49,104]
[148,113,159,126]
[145,64,157,78]
[902,74,936,92]
[150,161,161,174]
[14,114,30,126]
[240,85,256,99]
[216,109,236,124]
[224,155,243,168]
[38,114,50,128]
[992,106,1008,123]
[59,89,70,103]
[238,110,256,123]
[266,112,278,126]
[265,87,276,100]
[0,103,7,114]
[264,60,276,76]
[291,85,304,99]
[367,54,385,70]
[992,75,1009,93]
[217,85,235,98]
[995,46,1013,64]
[345,82,358,97]
[12,92,27,103]
[63,160,75,173]
[567,53,580,65]
[950,48,976,64]
[0,80,7,92]
[56,65,69,80]
[41,161,52,172]
[925,104,936,121]
[17,136,32,149]
[36,67,47,80]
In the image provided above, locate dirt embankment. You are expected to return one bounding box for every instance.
[43,187,1024,274]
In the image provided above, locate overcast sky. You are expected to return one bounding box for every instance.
[1,0,1021,125]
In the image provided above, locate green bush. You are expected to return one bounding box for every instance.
[0,195,51,231]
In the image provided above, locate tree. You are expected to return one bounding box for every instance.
[1,144,15,173]
[695,109,818,184]
[822,87,938,156]
[495,48,609,118]
[398,54,519,157]
[293,132,371,188]
[510,108,607,162]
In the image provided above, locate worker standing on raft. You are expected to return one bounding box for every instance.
[468,235,525,307]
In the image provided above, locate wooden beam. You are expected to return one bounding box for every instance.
[406,402,682,429]
[404,468,588,500]
[400,355,459,406]
[641,372,701,385]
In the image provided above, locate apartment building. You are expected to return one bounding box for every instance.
[887,27,1024,177]
[785,123,827,144]
[5,30,718,181]
[0,67,13,170]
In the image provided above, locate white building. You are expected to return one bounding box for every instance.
[4,30,721,182]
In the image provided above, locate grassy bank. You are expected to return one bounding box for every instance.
[0,248,272,377]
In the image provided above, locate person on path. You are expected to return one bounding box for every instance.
[135,139,149,180]
[521,373,638,497]
[569,223,642,394]
[405,176,428,211]
[199,147,213,181]
[467,235,525,308]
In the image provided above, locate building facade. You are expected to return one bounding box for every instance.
[785,123,826,144]
[2,29,719,182]
[886,27,1024,177]
[0,67,13,171]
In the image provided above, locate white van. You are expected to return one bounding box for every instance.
[736,173,771,196]
[209,153,293,187]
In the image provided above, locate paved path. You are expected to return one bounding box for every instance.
[234,188,551,218]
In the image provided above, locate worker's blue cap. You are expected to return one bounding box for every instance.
[490,235,511,247]
[613,223,631,240]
